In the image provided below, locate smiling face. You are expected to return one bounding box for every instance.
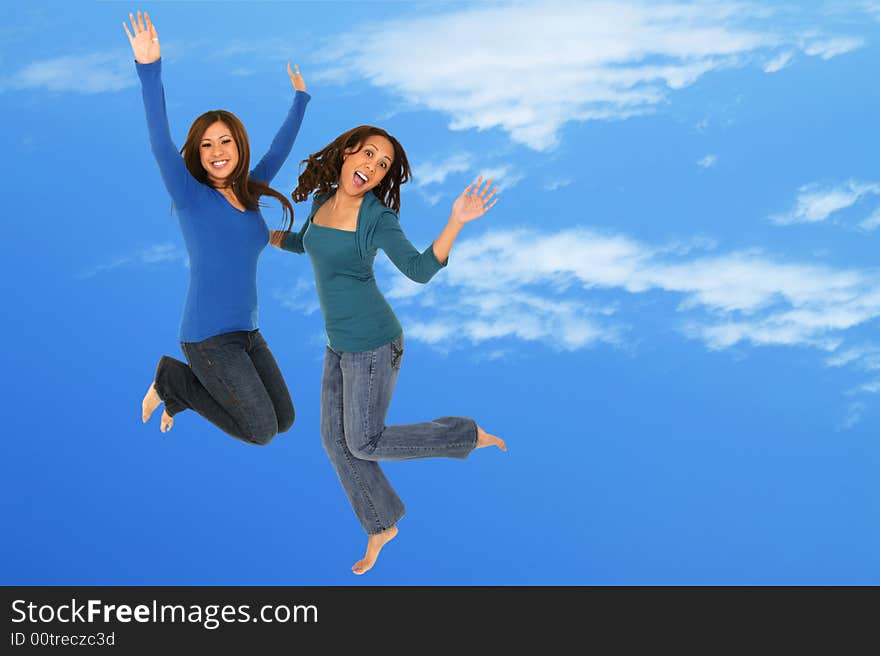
[339,135,395,197]
[199,121,240,186]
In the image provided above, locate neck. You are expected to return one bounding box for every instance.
[331,185,366,212]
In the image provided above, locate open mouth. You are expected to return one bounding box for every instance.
[211,160,229,169]
[353,170,369,188]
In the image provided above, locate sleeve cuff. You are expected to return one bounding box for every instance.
[426,243,447,269]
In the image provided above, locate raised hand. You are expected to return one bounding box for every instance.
[450,176,499,225]
[287,63,306,92]
[123,10,160,64]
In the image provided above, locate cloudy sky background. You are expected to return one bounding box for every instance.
[2,1,878,584]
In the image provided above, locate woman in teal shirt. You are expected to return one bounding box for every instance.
[271,126,506,574]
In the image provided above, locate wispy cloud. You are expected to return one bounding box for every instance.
[770,180,880,225]
[763,50,794,73]
[800,35,864,60]
[697,154,718,169]
[79,243,185,279]
[858,209,880,232]
[314,2,862,150]
[413,154,473,188]
[3,52,134,94]
[544,179,572,191]
[273,277,320,316]
[839,401,866,430]
[361,226,880,356]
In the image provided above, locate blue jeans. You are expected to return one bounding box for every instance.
[154,329,295,445]
[320,334,477,535]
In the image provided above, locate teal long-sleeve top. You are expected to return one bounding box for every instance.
[281,191,446,352]
[136,59,310,342]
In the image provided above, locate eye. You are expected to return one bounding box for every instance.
[365,150,373,158]
[380,161,387,169]
[221,139,232,145]
[200,143,211,149]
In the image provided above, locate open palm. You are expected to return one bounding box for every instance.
[123,10,160,64]
[451,176,499,225]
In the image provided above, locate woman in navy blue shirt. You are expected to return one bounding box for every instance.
[125,11,309,443]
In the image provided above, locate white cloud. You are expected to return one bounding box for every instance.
[801,36,864,60]
[273,277,320,315]
[477,165,523,192]
[315,1,861,150]
[364,225,880,355]
[858,208,880,232]
[79,243,185,279]
[544,179,572,191]
[414,153,473,187]
[839,401,866,430]
[4,52,135,94]
[770,180,880,225]
[697,154,718,168]
[763,50,794,73]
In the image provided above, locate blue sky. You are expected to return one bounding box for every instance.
[2,0,879,584]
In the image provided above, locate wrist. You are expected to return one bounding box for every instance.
[447,214,465,229]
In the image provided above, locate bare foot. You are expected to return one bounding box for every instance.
[476,425,506,451]
[142,382,162,423]
[352,525,398,575]
[160,410,174,433]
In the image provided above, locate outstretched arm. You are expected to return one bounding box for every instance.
[250,63,311,185]
[124,11,195,207]
[431,176,499,264]
[374,177,499,283]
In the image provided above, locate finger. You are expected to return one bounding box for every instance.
[129,13,140,34]
[294,64,300,76]
[461,183,474,197]
[145,12,158,38]
[485,198,499,211]
[287,61,293,77]
[123,21,133,41]
[478,178,494,198]
[483,186,499,203]
[137,10,145,32]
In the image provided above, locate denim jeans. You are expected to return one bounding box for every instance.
[153,329,295,445]
[320,334,477,535]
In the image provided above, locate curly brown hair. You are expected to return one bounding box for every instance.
[181,109,294,230]
[292,126,411,213]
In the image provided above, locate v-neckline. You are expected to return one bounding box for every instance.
[213,187,247,214]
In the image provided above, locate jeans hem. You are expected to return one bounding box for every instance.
[366,508,405,536]
[154,355,186,417]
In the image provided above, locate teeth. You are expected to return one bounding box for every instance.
[212,160,228,167]
[355,171,368,182]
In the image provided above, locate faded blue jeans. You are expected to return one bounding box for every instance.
[154,329,295,445]
[321,334,478,535]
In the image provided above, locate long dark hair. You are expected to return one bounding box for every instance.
[181,109,294,230]
[293,125,410,213]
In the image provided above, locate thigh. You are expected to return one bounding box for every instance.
[183,332,276,434]
[340,335,403,443]
[248,331,294,415]
[320,346,344,446]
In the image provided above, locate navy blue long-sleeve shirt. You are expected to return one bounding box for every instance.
[137,59,310,342]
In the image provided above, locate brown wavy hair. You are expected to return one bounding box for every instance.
[292,126,410,213]
[181,110,294,230]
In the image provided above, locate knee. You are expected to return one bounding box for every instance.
[242,418,278,446]
[277,404,295,435]
[246,430,276,446]
[345,434,376,461]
